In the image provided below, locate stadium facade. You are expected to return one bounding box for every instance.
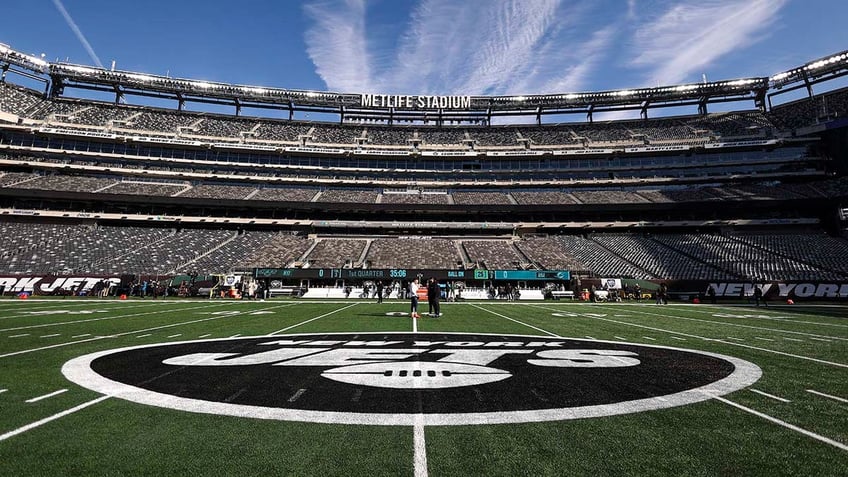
[0,42,847,300]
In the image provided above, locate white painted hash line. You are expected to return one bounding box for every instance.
[0,396,110,442]
[807,389,848,404]
[750,389,791,403]
[25,389,68,403]
[712,395,848,452]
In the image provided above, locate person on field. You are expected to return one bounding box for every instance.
[427,277,441,317]
[707,285,717,304]
[754,285,767,307]
[409,278,420,319]
[657,283,668,305]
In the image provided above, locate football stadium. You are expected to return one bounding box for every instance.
[0,5,847,475]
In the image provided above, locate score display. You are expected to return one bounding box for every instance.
[255,268,569,281]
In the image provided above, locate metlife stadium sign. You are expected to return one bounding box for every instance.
[360,94,472,110]
[63,333,760,426]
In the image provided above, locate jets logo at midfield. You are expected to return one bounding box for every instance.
[63,333,760,425]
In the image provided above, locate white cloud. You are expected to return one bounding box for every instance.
[630,0,788,85]
[303,0,372,92]
[302,0,622,96]
[532,25,618,94]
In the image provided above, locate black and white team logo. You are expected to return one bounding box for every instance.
[63,333,760,425]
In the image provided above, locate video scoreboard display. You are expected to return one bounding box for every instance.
[495,270,571,280]
[255,268,569,281]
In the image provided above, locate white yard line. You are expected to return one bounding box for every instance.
[808,337,832,342]
[529,305,848,369]
[783,337,804,342]
[0,302,233,333]
[754,337,774,342]
[0,301,166,322]
[806,389,848,404]
[25,389,68,403]
[0,303,244,359]
[678,304,848,328]
[198,334,211,338]
[613,336,627,340]
[0,396,110,442]
[71,334,91,338]
[726,337,745,341]
[711,395,848,452]
[0,388,7,394]
[167,334,182,338]
[40,334,61,338]
[670,336,686,341]
[410,315,428,477]
[750,389,791,403]
[470,304,560,337]
[413,413,429,477]
[8,333,30,338]
[642,336,656,340]
[623,307,848,341]
[136,334,152,338]
[268,303,359,335]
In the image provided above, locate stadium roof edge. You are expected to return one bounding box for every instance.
[1,41,845,117]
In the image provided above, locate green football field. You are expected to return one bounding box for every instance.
[0,298,845,476]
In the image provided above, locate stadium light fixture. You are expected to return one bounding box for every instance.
[127,73,155,83]
[770,71,792,81]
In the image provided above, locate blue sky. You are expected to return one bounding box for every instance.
[1,0,844,97]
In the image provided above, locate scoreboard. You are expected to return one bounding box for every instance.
[255,268,569,281]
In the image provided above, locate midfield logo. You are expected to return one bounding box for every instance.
[63,333,760,425]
